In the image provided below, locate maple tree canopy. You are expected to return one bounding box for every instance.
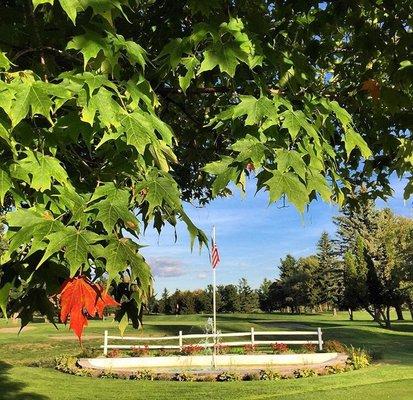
[0,0,412,336]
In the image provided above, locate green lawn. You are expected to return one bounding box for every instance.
[1,311,412,400]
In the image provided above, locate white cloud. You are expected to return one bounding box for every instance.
[149,257,187,278]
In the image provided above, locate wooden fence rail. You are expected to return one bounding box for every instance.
[101,327,323,355]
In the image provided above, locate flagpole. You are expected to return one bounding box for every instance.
[212,225,217,368]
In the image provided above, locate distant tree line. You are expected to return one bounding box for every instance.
[149,278,261,315]
[149,200,413,329]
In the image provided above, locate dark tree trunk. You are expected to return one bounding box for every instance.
[408,301,413,320]
[385,306,392,329]
[395,304,404,320]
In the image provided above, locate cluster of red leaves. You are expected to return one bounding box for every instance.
[181,344,204,355]
[243,344,256,353]
[59,275,119,342]
[271,342,289,354]
[361,79,381,100]
[302,343,317,353]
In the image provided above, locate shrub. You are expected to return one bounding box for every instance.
[181,344,204,355]
[156,349,168,357]
[302,343,317,353]
[293,368,317,378]
[54,355,78,373]
[130,346,150,357]
[216,371,241,382]
[79,347,100,358]
[30,358,55,368]
[324,340,346,353]
[242,372,261,381]
[214,344,229,355]
[172,372,196,381]
[229,347,245,355]
[54,355,93,377]
[99,371,121,379]
[259,369,281,381]
[107,349,121,358]
[324,364,345,375]
[346,346,371,370]
[271,342,289,354]
[243,344,256,354]
[129,370,155,381]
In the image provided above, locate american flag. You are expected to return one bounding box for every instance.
[211,238,220,269]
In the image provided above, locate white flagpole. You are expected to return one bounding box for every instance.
[212,225,217,368]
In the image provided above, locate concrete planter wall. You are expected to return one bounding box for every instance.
[82,352,339,370]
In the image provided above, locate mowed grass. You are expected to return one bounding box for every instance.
[0,311,412,400]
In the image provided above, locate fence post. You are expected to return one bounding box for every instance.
[251,327,255,346]
[317,327,323,351]
[179,330,183,351]
[103,330,108,356]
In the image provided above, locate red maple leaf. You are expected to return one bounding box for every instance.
[361,79,380,101]
[59,276,119,341]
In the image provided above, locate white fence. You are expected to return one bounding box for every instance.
[102,327,323,355]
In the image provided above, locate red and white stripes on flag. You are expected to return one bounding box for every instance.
[211,239,220,269]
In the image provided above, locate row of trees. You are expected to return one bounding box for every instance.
[150,202,412,329]
[150,278,260,315]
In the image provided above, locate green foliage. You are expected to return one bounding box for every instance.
[0,0,412,333]
[346,346,371,370]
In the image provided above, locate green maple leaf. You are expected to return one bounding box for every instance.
[87,183,139,234]
[275,149,306,179]
[344,128,372,159]
[306,172,332,202]
[232,96,275,125]
[9,81,53,127]
[135,168,181,215]
[109,33,147,69]
[83,87,122,128]
[118,111,155,153]
[203,156,234,175]
[0,167,12,205]
[56,186,89,228]
[178,56,199,93]
[232,135,266,165]
[198,43,242,77]
[281,109,317,140]
[0,82,14,113]
[67,31,106,68]
[0,52,11,71]
[6,207,65,260]
[0,282,13,318]
[14,151,69,192]
[38,226,103,276]
[99,236,151,285]
[265,170,309,212]
[33,0,54,9]
[58,0,89,24]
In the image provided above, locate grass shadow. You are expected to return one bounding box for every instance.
[0,361,49,400]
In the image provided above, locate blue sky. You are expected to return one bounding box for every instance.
[140,177,412,296]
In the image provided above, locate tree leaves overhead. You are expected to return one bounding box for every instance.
[9,81,53,127]
[0,168,12,206]
[0,0,411,338]
[265,170,309,212]
[38,226,103,276]
[87,183,138,234]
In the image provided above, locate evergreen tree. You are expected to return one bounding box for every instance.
[219,284,239,313]
[237,278,259,313]
[157,288,170,314]
[279,255,297,280]
[257,279,273,312]
[316,232,343,312]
